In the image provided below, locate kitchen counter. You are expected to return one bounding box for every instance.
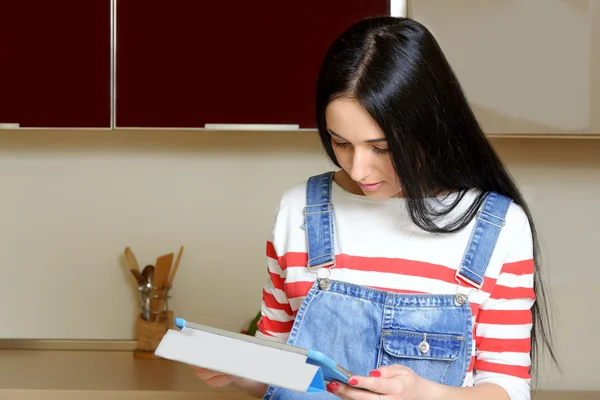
[0,350,596,400]
[0,349,251,399]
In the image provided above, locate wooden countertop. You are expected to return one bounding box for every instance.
[0,349,252,399]
[0,350,597,400]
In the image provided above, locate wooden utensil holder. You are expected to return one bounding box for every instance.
[134,310,174,359]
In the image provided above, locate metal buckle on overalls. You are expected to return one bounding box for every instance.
[476,209,506,228]
[454,269,482,306]
[307,261,335,291]
[307,261,335,274]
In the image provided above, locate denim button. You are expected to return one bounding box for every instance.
[455,293,467,306]
[418,340,430,354]
[318,278,331,290]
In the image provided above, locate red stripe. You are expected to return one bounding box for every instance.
[338,254,450,277]
[477,309,532,325]
[344,254,498,292]
[468,355,476,372]
[257,316,294,334]
[502,259,534,275]
[278,252,308,271]
[262,289,293,316]
[285,281,314,299]
[266,241,278,259]
[476,337,532,353]
[276,251,535,304]
[277,251,498,291]
[257,325,275,338]
[490,285,535,300]
[338,254,490,289]
[474,360,531,379]
[269,271,285,292]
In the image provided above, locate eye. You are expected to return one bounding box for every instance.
[372,146,390,155]
[332,141,350,149]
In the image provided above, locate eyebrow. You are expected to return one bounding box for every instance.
[327,129,387,143]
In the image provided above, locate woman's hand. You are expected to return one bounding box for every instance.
[192,366,269,398]
[192,366,235,387]
[326,365,436,400]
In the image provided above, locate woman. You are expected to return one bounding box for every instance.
[195,16,556,400]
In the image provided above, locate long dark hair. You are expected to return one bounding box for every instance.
[315,16,557,376]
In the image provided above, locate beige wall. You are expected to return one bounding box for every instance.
[0,130,598,390]
[409,0,600,135]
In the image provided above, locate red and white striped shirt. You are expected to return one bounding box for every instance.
[256,179,534,399]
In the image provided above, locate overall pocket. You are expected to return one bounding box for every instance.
[378,329,465,385]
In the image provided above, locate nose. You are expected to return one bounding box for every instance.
[348,148,372,182]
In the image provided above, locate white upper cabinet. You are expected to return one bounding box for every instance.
[409,0,599,136]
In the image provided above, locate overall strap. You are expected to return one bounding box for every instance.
[304,172,336,273]
[456,191,512,289]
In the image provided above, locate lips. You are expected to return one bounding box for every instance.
[358,181,383,192]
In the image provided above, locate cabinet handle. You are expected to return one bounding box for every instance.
[204,124,300,131]
[0,123,20,129]
[391,0,407,17]
[110,0,117,129]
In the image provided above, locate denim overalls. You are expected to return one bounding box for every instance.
[263,172,511,399]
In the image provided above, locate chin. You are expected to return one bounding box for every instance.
[362,190,396,200]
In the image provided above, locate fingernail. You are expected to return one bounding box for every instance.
[369,370,381,377]
[348,378,358,386]
[326,382,339,392]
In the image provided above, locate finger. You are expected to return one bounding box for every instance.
[369,364,414,379]
[193,367,225,381]
[205,374,234,387]
[191,366,212,375]
[330,381,381,400]
[346,372,409,395]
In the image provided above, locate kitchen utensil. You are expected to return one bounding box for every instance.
[124,247,140,273]
[125,247,148,291]
[141,265,154,321]
[167,246,184,287]
[142,265,154,286]
[130,269,144,288]
[149,247,184,324]
[150,253,174,322]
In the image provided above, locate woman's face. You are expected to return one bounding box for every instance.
[325,97,402,199]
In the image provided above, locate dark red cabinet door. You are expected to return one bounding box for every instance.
[0,0,111,128]
[116,1,389,129]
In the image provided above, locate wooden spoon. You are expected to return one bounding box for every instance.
[167,246,184,287]
[124,247,142,283]
[150,253,174,322]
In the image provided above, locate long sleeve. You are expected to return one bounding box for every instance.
[255,202,295,343]
[473,216,535,400]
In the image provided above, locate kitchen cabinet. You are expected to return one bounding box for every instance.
[0,0,111,128]
[409,0,600,135]
[6,1,596,136]
[115,0,391,129]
